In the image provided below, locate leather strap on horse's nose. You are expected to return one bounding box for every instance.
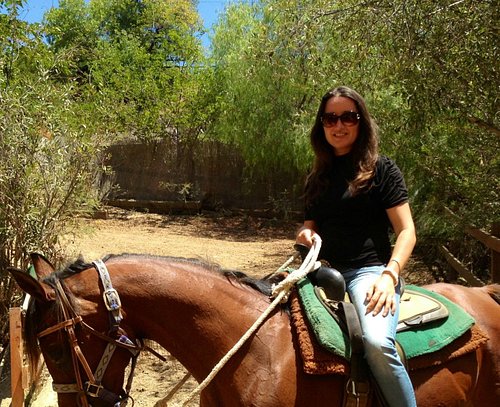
[54,280,95,407]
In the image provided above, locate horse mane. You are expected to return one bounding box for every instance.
[222,270,288,296]
[44,252,280,297]
[96,253,280,296]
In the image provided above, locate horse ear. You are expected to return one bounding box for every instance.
[8,267,55,303]
[30,252,56,279]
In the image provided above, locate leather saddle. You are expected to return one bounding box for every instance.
[312,267,449,333]
[310,265,449,407]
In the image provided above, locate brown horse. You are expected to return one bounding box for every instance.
[9,253,500,406]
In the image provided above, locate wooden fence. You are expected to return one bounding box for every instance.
[9,307,25,406]
[8,296,43,407]
[440,208,500,286]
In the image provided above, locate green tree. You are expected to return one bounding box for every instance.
[0,2,105,339]
[44,0,206,143]
[347,0,499,230]
[209,0,498,279]
[208,0,404,172]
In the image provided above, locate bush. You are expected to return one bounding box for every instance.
[0,79,103,341]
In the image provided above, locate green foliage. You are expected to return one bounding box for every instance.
[42,0,206,143]
[0,4,100,330]
[361,0,499,235]
[0,0,497,285]
[209,0,498,234]
[0,74,104,341]
[208,0,412,171]
[0,80,103,270]
[209,1,316,173]
[0,0,208,271]
[0,0,208,340]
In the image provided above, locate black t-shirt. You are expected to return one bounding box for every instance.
[304,154,408,271]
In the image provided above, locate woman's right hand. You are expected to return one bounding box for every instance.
[296,221,318,247]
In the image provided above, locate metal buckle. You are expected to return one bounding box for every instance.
[346,379,358,396]
[346,379,369,397]
[85,382,103,397]
[103,288,122,311]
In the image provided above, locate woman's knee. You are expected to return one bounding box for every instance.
[363,335,397,362]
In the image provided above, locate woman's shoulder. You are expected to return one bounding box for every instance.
[372,155,408,204]
[376,154,396,167]
[374,155,405,182]
[376,155,401,171]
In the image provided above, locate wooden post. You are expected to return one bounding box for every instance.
[9,307,24,407]
[492,222,500,284]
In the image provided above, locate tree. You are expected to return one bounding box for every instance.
[208,0,498,280]
[347,0,499,229]
[0,1,105,339]
[42,0,207,146]
[208,1,407,171]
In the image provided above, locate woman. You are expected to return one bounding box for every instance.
[296,86,417,407]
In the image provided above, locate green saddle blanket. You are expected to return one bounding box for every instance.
[297,278,475,359]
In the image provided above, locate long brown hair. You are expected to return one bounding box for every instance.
[305,86,379,205]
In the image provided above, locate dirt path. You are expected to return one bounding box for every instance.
[1,208,436,406]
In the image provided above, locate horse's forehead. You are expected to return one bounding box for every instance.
[63,268,100,293]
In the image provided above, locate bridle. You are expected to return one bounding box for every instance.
[36,260,164,406]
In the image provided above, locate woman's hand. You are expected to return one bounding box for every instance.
[296,228,315,247]
[363,201,416,317]
[365,273,397,317]
[296,221,318,248]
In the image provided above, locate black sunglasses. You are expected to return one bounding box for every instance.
[321,111,360,127]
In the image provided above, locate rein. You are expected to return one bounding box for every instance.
[37,261,161,407]
[175,236,322,406]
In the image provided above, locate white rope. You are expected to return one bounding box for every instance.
[177,236,322,406]
[271,236,322,301]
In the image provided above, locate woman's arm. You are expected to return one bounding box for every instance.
[365,202,416,317]
[385,201,416,280]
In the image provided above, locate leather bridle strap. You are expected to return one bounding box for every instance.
[80,321,166,361]
[37,260,169,405]
[37,264,137,406]
[51,338,136,404]
[38,316,83,338]
[55,279,95,407]
[93,259,123,332]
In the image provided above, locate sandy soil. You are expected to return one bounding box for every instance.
[0,207,435,406]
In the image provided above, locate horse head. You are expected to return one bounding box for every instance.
[9,253,139,407]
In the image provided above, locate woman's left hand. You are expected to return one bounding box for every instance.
[365,274,397,317]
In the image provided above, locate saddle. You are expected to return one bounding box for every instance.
[314,276,450,334]
[297,266,479,407]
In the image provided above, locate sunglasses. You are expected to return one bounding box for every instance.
[321,111,360,127]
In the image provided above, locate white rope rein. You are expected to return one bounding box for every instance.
[270,236,322,301]
[174,236,322,406]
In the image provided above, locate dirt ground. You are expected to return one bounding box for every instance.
[0,207,436,406]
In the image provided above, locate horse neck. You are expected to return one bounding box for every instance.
[108,259,274,382]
